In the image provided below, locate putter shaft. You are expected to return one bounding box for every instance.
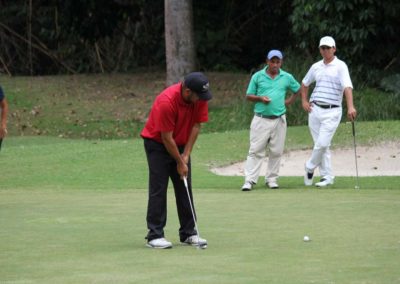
[183,176,202,247]
[352,121,360,189]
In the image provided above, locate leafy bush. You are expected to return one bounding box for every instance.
[380,74,400,95]
[290,0,400,83]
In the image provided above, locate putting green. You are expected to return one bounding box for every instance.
[1,188,399,283]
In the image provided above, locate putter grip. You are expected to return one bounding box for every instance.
[352,121,355,136]
[183,177,188,188]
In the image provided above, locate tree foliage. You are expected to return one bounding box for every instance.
[0,0,398,83]
[193,0,292,71]
[0,0,164,74]
[290,0,400,81]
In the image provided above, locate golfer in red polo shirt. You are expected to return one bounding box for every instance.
[141,72,212,249]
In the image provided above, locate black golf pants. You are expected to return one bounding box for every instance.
[143,138,197,242]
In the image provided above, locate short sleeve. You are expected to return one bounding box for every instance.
[288,74,301,93]
[302,65,316,87]
[156,101,176,132]
[340,63,353,89]
[246,73,259,95]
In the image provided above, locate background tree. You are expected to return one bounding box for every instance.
[290,0,400,83]
[164,0,195,85]
[0,0,399,84]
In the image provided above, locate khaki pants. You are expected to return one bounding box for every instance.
[244,115,287,184]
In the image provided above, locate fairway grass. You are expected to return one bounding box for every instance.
[1,189,399,283]
[1,122,400,283]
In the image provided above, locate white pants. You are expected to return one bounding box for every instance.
[306,106,342,179]
[244,115,287,184]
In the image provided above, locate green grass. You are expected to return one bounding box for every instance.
[0,122,399,282]
[1,189,399,283]
[1,121,399,190]
[1,71,399,283]
[2,73,399,139]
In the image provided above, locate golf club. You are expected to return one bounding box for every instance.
[183,176,207,249]
[351,121,360,189]
[0,138,3,152]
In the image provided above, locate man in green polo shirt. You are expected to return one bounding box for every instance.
[241,50,300,191]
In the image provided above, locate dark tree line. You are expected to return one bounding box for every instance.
[0,0,399,83]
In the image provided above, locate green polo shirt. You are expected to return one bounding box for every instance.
[246,67,300,116]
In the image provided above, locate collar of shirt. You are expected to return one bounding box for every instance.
[322,56,338,66]
[263,66,282,78]
[177,82,192,107]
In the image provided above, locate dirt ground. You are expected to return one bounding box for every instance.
[211,142,400,177]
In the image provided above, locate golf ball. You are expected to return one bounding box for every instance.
[303,235,310,242]
[355,186,360,189]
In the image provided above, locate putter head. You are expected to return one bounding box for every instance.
[197,244,207,249]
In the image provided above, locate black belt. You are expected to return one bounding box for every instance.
[254,113,283,119]
[312,101,339,109]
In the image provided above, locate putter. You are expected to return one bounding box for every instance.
[183,176,207,249]
[351,121,360,189]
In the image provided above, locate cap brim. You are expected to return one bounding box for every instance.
[319,42,335,47]
[197,91,212,101]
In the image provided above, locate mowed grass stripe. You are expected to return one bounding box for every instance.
[1,189,399,283]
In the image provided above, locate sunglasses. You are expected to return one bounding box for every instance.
[320,46,332,50]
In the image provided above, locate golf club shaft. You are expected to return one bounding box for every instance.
[183,176,201,243]
[351,121,360,189]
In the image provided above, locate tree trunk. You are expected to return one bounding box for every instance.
[28,0,33,75]
[164,0,196,86]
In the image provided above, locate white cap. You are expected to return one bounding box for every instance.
[267,50,283,60]
[319,36,335,48]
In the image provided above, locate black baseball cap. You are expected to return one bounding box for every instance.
[184,72,212,101]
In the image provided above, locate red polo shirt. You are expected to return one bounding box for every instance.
[141,83,209,146]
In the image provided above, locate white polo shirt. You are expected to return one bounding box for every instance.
[302,57,353,106]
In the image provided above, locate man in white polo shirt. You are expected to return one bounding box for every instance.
[301,36,357,187]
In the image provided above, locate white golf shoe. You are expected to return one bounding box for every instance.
[304,166,314,186]
[146,237,172,249]
[183,235,208,247]
[267,181,279,189]
[316,178,334,187]
[241,181,254,191]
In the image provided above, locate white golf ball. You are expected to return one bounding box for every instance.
[303,235,310,242]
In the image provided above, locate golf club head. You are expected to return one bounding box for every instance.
[197,244,207,249]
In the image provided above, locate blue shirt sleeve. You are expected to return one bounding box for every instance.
[0,86,4,101]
